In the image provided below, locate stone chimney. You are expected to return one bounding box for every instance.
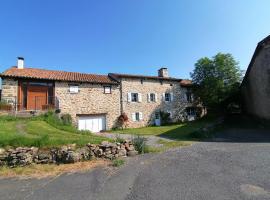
[17,57,24,69]
[158,67,169,78]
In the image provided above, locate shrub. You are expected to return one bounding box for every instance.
[0,101,12,111]
[117,113,129,129]
[112,159,125,167]
[61,114,72,125]
[160,111,171,125]
[115,134,125,143]
[132,136,147,154]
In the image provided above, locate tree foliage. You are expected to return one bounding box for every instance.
[190,53,241,110]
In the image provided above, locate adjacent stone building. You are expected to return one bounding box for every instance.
[109,69,194,128]
[0,58,199,131]
[241,35,270,119]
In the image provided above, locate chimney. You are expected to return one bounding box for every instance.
[17,57,24,69]
[158,67,169,78]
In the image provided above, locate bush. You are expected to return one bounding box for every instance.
[0,101,12,111]
[114,134,125,143]
[112,159,125,167]
[117,113,129,129]
[160,111,171,125]
[132,136,147,154]
[61,114,72,125]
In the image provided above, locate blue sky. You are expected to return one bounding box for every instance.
[0,0,270,79]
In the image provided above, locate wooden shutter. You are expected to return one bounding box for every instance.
[139,112,143,121]
[162,93,165,101]
[127,93,131,102]
[131,113,136,121]
[147,93,150,102]
[170,93,174,101]
[138,93,142,102]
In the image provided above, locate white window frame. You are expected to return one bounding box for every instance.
[104,86,111,94]
[164,93,171,102]
[128,92,142,103]
[69,85,79,94]
[132,112,143,121]
[131,93,138,102]
[148,93,156,102]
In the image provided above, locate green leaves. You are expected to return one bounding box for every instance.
[190,53,241,110]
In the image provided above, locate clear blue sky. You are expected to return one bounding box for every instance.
[0,0,270,79]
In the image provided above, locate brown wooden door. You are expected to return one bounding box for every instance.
[27,86,48,110]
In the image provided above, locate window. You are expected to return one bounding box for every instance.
[186,92,192,103]
[104,86,111,94]
[132,112,143,121]
[165,93,171,102]
[135,112,140,121]
[150,93,155,102]
[69,85,79,93]
[131,93,138,102]
[128,93,142,102]
[148,93,156,102]
[186,107,196,116]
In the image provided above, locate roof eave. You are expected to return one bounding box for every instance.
[0,74,119,85]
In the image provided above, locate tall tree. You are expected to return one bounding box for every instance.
[190,53,241,110]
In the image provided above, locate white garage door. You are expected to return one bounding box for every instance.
[78,115,106,133]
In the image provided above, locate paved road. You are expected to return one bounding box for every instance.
[1,128,270,200]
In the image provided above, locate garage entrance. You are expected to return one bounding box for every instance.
[78,115,106,133]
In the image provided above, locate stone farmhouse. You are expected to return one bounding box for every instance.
[0,57,203,132]
[241,34,270,119]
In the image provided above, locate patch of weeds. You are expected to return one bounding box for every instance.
[147,139,193,153]
[132,136,147,154]
[112,159,125,167]
[114,134,125,143]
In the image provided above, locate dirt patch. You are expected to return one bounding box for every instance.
[0,159,109,179]
[15,122,27,135]
[240,184,270,197]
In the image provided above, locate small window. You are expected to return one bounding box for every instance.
[186,108,196,116]
[165,93,171,102]
[131,93,138,102]
[186,92,192,103]
[135,112,140,121]
[104,86,111,94]
[150,93,155,102]
[69,85,79,93]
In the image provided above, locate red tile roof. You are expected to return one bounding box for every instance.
[108,73,182,82]
[180,79,193,86]
[0,67,118,84]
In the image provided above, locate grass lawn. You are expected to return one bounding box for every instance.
[110,116,216,141]
[0,119,108,148]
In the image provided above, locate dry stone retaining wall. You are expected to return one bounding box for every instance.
[0,141,137,167]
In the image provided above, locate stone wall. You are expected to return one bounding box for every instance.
[0,141,137,167]
[241,40,270,119]
[121,78,193,128]
[55,82,121,130]
[0,78,18,104]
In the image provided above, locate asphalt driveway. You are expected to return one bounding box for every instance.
[1,128,270,200]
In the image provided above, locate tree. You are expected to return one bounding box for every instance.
[190,53,241,111]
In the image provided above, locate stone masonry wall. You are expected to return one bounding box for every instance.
[0,141,138,167]
[121,78,193,128]
[55,82,121,130]
[0,78,18,104]
[242,40,270,119]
